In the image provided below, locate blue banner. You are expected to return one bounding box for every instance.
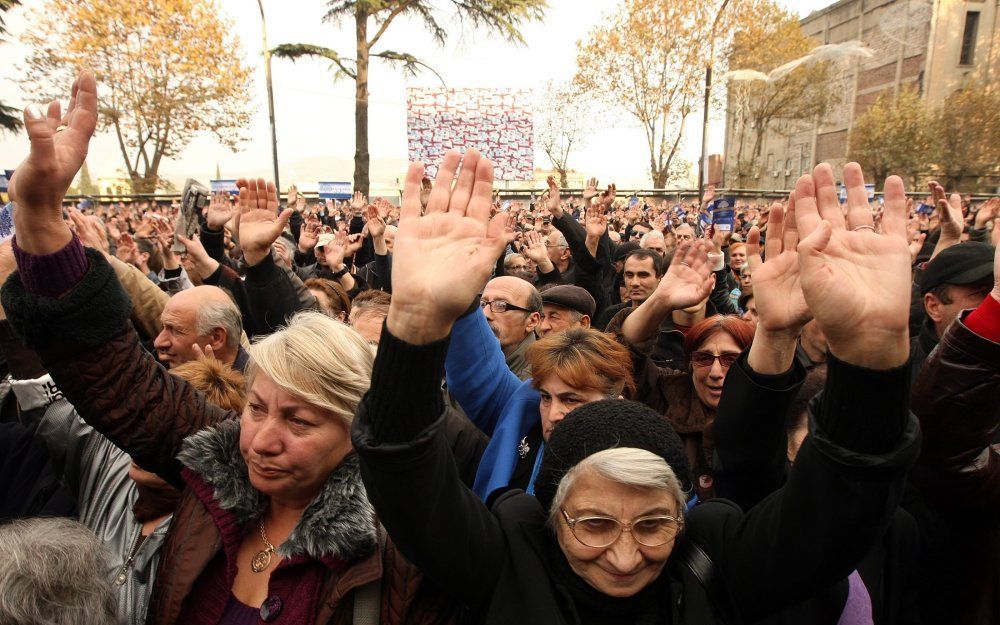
[318,181,352,200]
[840,183,876,202]
[210,179,239,195]
[0,172,8,193]
[916,202,934,215]
[707,196,737,232]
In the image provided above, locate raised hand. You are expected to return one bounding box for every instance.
[206,192,236,230]
[746,199,811,335]
[350,191,367,215]
[582,177,599,203]
[298,218,320,253]
[388,148,507,344]
[176,232,220,281]
[930,181,963,241]
[237,178,293,267]
[10,69,99,255]
[701,183,716,210]
[974,197,998,230]
[585,205,608,239]
[521,229,547,264]
[366,204,386,238]
[651,240,715,311]
[345,233,364,256]
[68,207,109,254]
[596,183,617,208]
[545,175,564,218]
[795,163,911,369]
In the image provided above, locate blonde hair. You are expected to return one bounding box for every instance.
[246,311,374,425]
[170,358,247,412]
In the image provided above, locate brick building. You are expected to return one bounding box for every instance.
[723,0,999,189]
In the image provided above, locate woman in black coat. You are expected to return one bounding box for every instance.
[352,150,921,624]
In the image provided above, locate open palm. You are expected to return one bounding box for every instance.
[237,178,292,266]
[747,200,811,333]
[390,149,506,337]
[795,163,911,368]
[10,70,98,230]
[654,240,714,310]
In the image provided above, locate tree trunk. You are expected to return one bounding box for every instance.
[558,170,568,187]
[354,10,370,195]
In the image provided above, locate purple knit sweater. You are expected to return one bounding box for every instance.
[13,235,89,297]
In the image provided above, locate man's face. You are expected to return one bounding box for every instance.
[350,310,385,345]
[674,225,695,245]
[481,278,539,352]
[926,282,991,336]
[631,225,651,241]
[623,256,660,305]
[538,304,588,337]
[741,297,758,324]
[643,237,666,256]
[153,298,209,367]
[546,232,569,265]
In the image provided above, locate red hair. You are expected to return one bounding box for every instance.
[683,315,755,355]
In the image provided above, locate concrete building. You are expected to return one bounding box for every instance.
[723,0,1000,190]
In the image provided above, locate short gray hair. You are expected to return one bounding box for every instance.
[549,448,685,524]
[196,298,243,351]
[640,231,665,248]
[0,518,117,625]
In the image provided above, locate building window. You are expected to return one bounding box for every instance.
[960,11,980,66]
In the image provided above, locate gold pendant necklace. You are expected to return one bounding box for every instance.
[251,519,276,573]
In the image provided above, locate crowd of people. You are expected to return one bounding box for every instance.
[0,70,996,625]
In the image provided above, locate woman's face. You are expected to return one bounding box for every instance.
[240,372,352,508]
[690,332,742,410]
[556,469,679,598]
[537,374,609,441]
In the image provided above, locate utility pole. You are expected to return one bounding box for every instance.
[698,0,731,203]
[256,0,280,194]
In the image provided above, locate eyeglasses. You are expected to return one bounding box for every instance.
[689,351,740,369]
[561,508,684,548]
[480,299,534,314]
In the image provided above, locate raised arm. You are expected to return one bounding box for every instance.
[707,163,921,621]
[1,70,234,489]
[352,149,509,609]
[713,200,812,509]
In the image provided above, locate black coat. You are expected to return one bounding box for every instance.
[352,330,922,625]
[713,354,922,624]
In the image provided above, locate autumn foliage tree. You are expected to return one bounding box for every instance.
[22,0,253,192]
[0,0,21,133]
[848,86,930,188]
[726,5,833,187]
[929,85,1000,190]
[575,0,779,188]
[535,80,590,187]
[273,0,545,195]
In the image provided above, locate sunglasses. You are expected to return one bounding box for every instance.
[689,351,740,369]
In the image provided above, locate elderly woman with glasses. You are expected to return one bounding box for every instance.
[353,150,920,624]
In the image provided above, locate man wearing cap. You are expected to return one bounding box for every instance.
[537,285,595,337]
[911,241,995,380]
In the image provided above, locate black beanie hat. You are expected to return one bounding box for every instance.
[534,399,692,512]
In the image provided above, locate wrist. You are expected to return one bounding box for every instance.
[13,217,73,256]
[243,246,268,267]
[387,305,453,345]
[827,330,909,370]
[747,327,801,375]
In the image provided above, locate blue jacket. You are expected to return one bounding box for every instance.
[445,312,542,500]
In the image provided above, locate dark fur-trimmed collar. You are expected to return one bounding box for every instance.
[176,419,376,561]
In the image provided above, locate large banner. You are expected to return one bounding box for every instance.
[406,88,534,181]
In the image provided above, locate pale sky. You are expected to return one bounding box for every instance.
[0,0,833,191]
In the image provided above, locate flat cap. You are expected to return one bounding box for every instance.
[540,285,596,318]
